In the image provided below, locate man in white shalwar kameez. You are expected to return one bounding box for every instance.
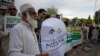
[8,3,48,56]
[92,27,99,44]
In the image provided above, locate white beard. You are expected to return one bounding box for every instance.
[26,13,37,29]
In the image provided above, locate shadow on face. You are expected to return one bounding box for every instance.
[7,5,17,16]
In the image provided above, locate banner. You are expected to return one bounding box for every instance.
[41,18,67,56]
[66,27,72,43]
[4,16,21,32]
[66,27,72,52]
[71,27,82,47]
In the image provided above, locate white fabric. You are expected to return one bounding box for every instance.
[8,21,40,56]
[20,3,33,12]
[92,29,99,40]
[84,26,89,40]
[41,18,67,56]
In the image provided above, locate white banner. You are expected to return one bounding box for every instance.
[4,16,21,32]
[41,18,67,56]
[41,33,66,51]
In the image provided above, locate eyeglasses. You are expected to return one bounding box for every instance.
[8,8,17,11]
[29,11,37,15]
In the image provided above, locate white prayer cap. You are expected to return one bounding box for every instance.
[20,3,33,12]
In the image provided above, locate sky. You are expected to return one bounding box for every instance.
[15,0,100,19]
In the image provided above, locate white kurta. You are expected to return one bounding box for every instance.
[92,29,99,40]
[8,21,40,56]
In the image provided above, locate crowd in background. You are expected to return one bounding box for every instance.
[0,3,100,56]
[78,24,99,44]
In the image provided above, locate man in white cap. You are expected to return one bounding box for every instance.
[8,3,48,56]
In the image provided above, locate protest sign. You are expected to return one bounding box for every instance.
[4,16,21,32]
[41,18,67,56]
[66,27,72,52]
[71,27,82,47]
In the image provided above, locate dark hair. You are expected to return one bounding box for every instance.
[38,9,46,14]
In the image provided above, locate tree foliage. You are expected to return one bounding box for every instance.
[94,10,100,24]
[79,18,86,24]
[71,16,93,26]
[72,17,79,24]
[46,6,58,16]
[86,15,93,26]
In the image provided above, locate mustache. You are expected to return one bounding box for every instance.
[29,15,38,20]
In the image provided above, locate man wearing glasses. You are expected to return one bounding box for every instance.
[6,4,17,16]
[35,9,46,40]
[0,5,7,56]
[0,4,18,56]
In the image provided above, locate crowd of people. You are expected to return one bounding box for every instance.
[88,26,100,44]
[0,4,18,56]
[0,3,50,56]
[80,25,100,44]
[0,3,100,56]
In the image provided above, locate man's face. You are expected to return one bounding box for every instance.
[27,8,37,20]
[8,7,17,16]
[24,8,37,28]
[39,11,46,19]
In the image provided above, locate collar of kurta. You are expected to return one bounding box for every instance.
[21,20,36,31]
[21,20,32,29]
[21,20,38,44]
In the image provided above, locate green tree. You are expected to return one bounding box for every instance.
[47,6,58,16]
[62,17,69,22]
[79,18,86,24]
[94,10,100,24]
[86,15,93,26]
[78,18,86,26]
[72,17,79,24]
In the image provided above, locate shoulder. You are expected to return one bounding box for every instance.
[11,22,23,32]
